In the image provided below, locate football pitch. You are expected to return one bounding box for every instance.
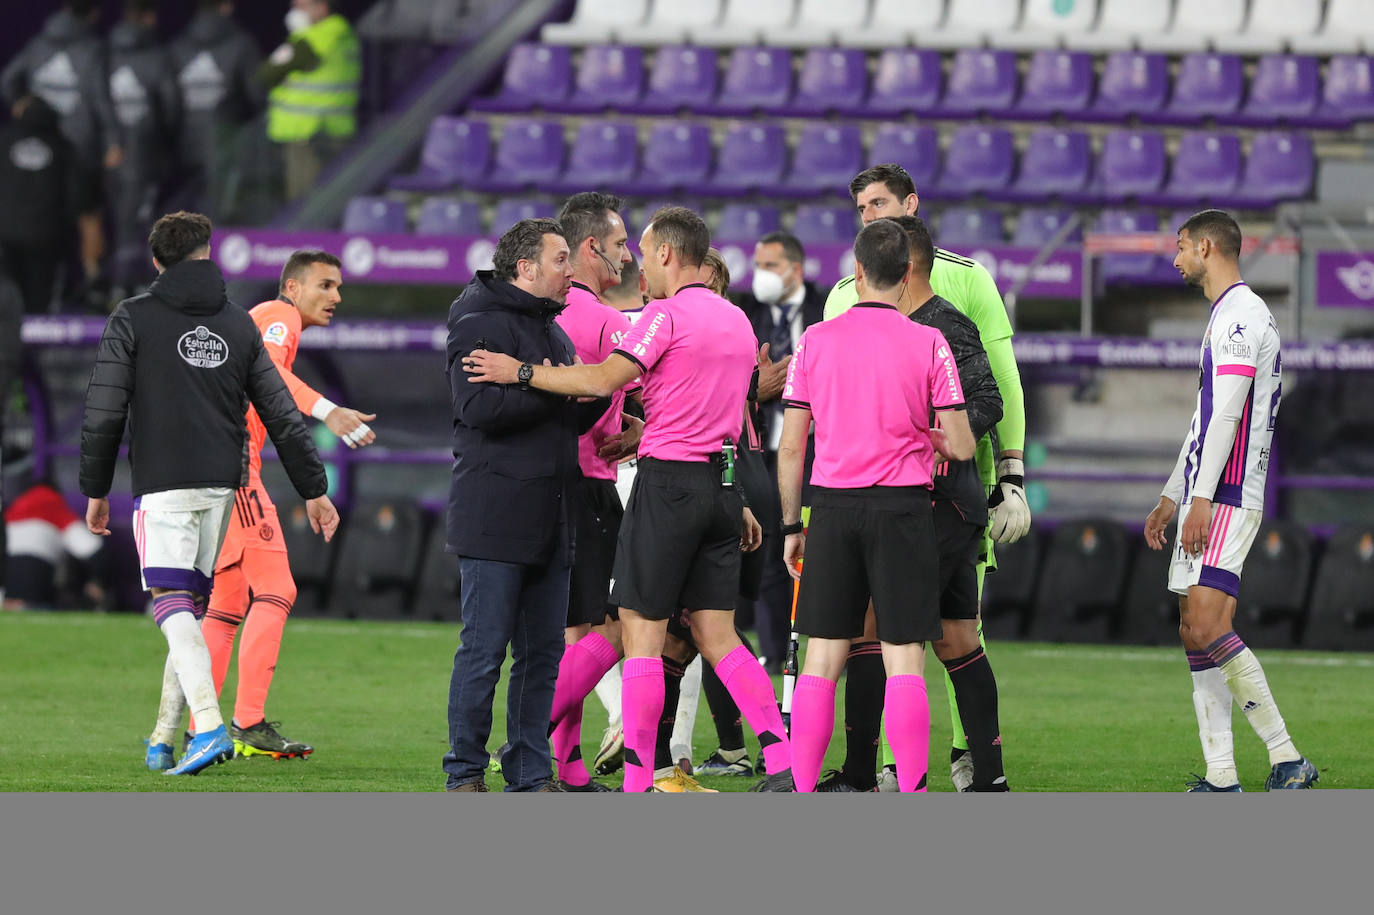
[3,611,1370,792]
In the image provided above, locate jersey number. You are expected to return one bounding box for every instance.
[1268,351,1282,432]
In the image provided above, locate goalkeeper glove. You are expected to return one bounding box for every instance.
[987,457,1031,544]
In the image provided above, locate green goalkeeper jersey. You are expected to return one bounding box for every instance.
[823,248,1026,487]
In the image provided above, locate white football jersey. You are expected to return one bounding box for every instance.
[1180,283,1281,511]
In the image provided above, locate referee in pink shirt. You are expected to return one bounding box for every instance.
[464,206,795,792]
[777,220,976,793]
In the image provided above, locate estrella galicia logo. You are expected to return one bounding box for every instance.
[1228,322,1246,342]
[178,325,229,368]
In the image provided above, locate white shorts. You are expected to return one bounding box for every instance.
[1167,502,1263,598]
[132,488,235,596]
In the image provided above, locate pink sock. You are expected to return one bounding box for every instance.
[620,657,664,793]
[550,632,619,728]
[716,644,791,775]
[885,675,930,792]
[789,675,837,792]
[552,702,589,786]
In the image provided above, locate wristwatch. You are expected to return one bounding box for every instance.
[517,362,534,388]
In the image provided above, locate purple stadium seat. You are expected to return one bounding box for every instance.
[471,43,571,113]
[342,196,408,234]
[995,128,1092,204]
[716,203,782,241]
[627,45,718,114]
[1095,129,1167,203]
[415,198,484,236]
[1306,56,1374,128]
[1225,56,1320,127]
[492,198,556,232]
[1094,209,1161,285]
[938,49,1018,119]
[549,120,639,194]
[792,204,858,244]
[388,117,490,192]
[934,126,1014,198]
[769,123,864,197]
[689,123,786,196]
[1011,50,1094,119]
[1225,133,1315,209]
[468,119,565,192]
[554,45,645,114]
[1144,53,1243,125]
[1140,132,1242,208]
[776,48,868,117]
[868,49,942,116]
[697,47,792,116]
[868,124,941,191]
[1012,207,1082,247]
[620,122,712,195]
[1076,52,1168,123]
[937,207,1005,248]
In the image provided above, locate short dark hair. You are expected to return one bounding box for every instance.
[646,206,709,268]
[853,220,911,291]
[148,211,213,269]
[492,217,565,282]
[1178,209,1242,261]
[883,215,934,281]
[280,249,342,292]
[758,231,804,265]
[849,163,917,202]
[558,191,625,255]
[605,250,641,301]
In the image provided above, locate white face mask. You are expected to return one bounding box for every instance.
[285,8,312,34]
[751,268,786,305]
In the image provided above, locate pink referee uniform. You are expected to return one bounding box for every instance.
[556,282,637,481]
[612,283,757,461]
[782,303,965,489]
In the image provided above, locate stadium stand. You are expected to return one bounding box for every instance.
[1290,0,1374,56]
[1233,522,1316,650]
[1303,524,1374,652]
[1120,541,1180,647]
[388,117,492,193]
[1028,519,1132,643]
[331,500,429,619]
[280,501,341,616]
[414,518,464,622]
[342,196,410,234]
[415,197,485,236]
[541,0,650,47]
[980,530,1042,641]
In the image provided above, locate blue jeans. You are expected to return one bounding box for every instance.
[443,555,570,791]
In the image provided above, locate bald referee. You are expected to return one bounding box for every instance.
[466,206,795,792]
[780,220,975,792]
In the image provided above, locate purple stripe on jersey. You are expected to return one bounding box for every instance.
[1199,566,1242,600]
[1211,282,1248,310]
[1186,650,1217,672]
[142,566,214,597]
[132,496,142,510]
[1183,343,1215,504]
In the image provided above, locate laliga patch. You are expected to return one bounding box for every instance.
[263,321,289,347]
[178,325,229,368]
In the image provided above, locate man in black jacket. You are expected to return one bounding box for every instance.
[442,218,605,793]
[80,210,337,777]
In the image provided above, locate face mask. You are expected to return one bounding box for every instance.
[285,8,312,34]
[751,268,785,305]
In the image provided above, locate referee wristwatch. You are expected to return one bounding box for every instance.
[517,362,534,389]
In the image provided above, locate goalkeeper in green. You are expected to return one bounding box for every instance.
[819,164,1029,792]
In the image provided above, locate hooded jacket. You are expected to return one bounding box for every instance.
[171,9,263,168]
[0,97,83,246]
[107,20,181,175]
[444,271,607,566]
[79,258,327,501]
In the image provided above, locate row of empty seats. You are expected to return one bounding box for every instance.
[477,44,1374,128]
[982,518,1374,652]
[546,0,1374,56]
[390,117,1313,209]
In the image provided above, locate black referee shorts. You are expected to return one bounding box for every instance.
[795,486,941,645]
[934,498,982,622]
[610,457,742,619]
[567,476,623,628]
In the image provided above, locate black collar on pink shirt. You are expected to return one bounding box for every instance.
[853,301,900,311]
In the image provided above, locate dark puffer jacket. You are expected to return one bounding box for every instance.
[79,258,326,501]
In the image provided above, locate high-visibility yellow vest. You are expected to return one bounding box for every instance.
[267,14,360,143]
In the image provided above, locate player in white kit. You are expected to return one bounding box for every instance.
[1144,210,1317,792]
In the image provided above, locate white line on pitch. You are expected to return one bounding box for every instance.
[1024,647,1374,668]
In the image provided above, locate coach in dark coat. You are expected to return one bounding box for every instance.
[441,217,607,792]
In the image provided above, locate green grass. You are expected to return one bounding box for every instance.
[2,611,1371,792]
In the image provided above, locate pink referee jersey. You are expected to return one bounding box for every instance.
[612,283,757,462]
[782,302,965,489]
[556,282,637,480]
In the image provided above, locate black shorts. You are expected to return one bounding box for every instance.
[795,486,941,645]
[567,477,623,628]
[610,458,743,619]
[934,498,982,621]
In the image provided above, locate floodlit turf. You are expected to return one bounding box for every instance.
[2,611,1370,792]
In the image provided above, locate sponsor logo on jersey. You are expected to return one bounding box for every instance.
[1229,322,1247,342]
[178,325,229,368]
[263,321,289,347]
[631,311,666,357]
